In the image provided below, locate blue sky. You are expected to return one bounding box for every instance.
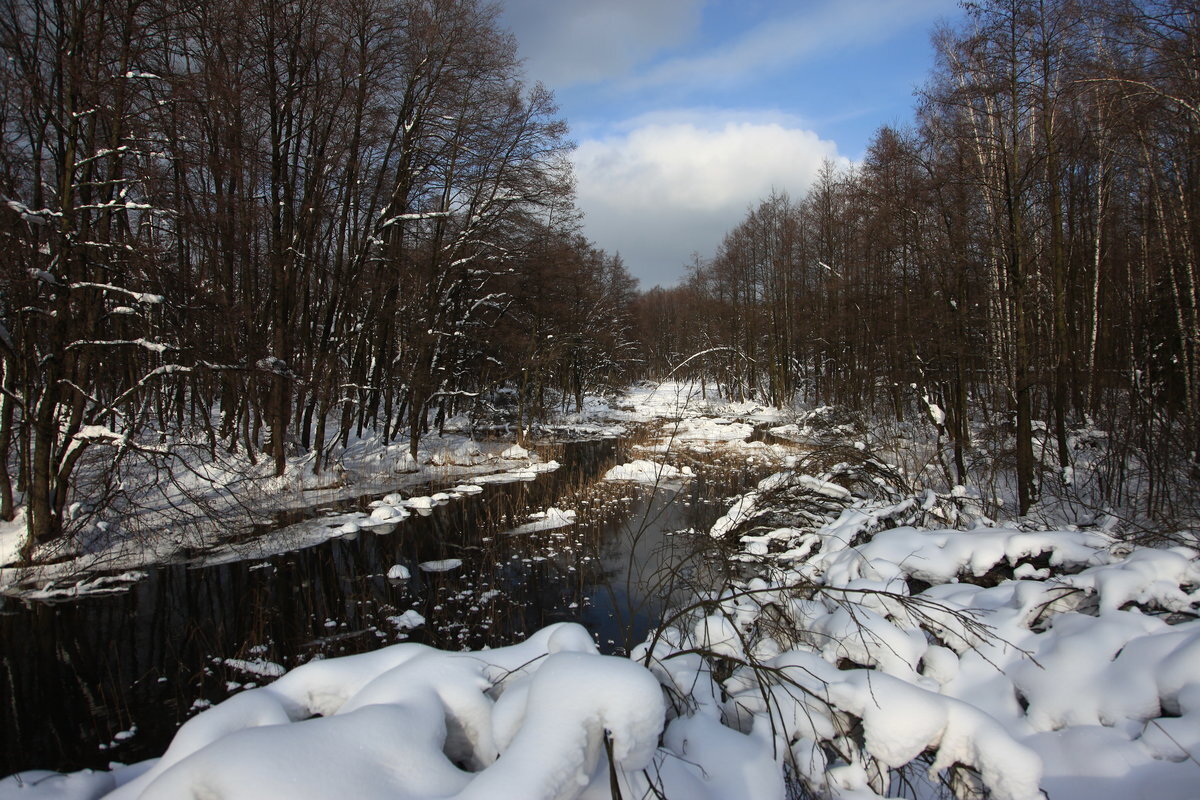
[500,0,965,288]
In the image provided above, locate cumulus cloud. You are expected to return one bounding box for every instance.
[500,0,702,87]
[572,112,848,288]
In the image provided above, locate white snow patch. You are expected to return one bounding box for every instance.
[419,559,463,573]
[500,444,529,460]
[386,610,425,631]
[604,459,694,483]
[221,658,286,679]
[504,507,577,536]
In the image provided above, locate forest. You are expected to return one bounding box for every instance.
[2,0,1198,560]
[637,0,1200,522]
[1,0,637,554]
[2,1,1200,799]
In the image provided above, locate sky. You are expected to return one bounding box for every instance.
[499,0,965,288]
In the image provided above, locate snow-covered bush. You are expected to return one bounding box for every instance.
[638,467,1200,800]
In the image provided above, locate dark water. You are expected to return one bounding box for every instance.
[0,439,757,776]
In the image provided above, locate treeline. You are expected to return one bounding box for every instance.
[0,0,636,547]
[636,0,1199,516]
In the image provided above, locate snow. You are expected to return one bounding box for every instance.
[0,510,28,567]
[500,444,529,460]
[503,507,577,536]
[6,382,1200,799]
[18,500,1196,800]
[386,610,425,631]
[0,426,564,593]
[606,381,785,428]
[922,393,946,426]
[656,416,757,446]
[4,624,667,800]
[9,525,1200,800]
[603,459,693,483]
[0,379,765,595]
[221,658,286,679]
[68,282,164,304]
[368,503,410,523]
[401,495,440,511]
[645,466,1200,799]
[418,559,463,573]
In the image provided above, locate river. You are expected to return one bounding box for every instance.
[0,436,773,776]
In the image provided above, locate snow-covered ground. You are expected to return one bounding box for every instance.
[9,468,1197,798]
[0,429,559,597]
[651,466,1200,799]
[4,382,1197,798]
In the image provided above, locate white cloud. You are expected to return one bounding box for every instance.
[572,112,847,287]
[500,0,702,87]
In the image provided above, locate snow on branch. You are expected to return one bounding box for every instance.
[66,338,174,354]
[70,282,165,304]
[71,424,171,455]
[667,346,746,376]
[197,361,249,371]
[63,365,191,425]
[429,389,480,399]
[74,199,155,212]
[378,210,452,228]
[3,198,61,225]
[71,146,131,171]
[255,357,295,377]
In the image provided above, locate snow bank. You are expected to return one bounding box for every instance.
[668,416,754,443]
[640,468,1200,800]
[611,381,785,426]
[500,444,529,460]
[0,422,570,596]
[2,624,669,800]
[0,509,28,568]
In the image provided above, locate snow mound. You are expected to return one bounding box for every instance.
[668,417,754,443]
[500,444,529,460]
[368,504,410,523]
[428,440,487,466]
[418,559,463,573]
[10,624,666,800]
[386,610,425,631]
[504,507,577,536]
[603,459,694,483]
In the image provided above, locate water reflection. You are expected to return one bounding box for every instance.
[0,439,767,776]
